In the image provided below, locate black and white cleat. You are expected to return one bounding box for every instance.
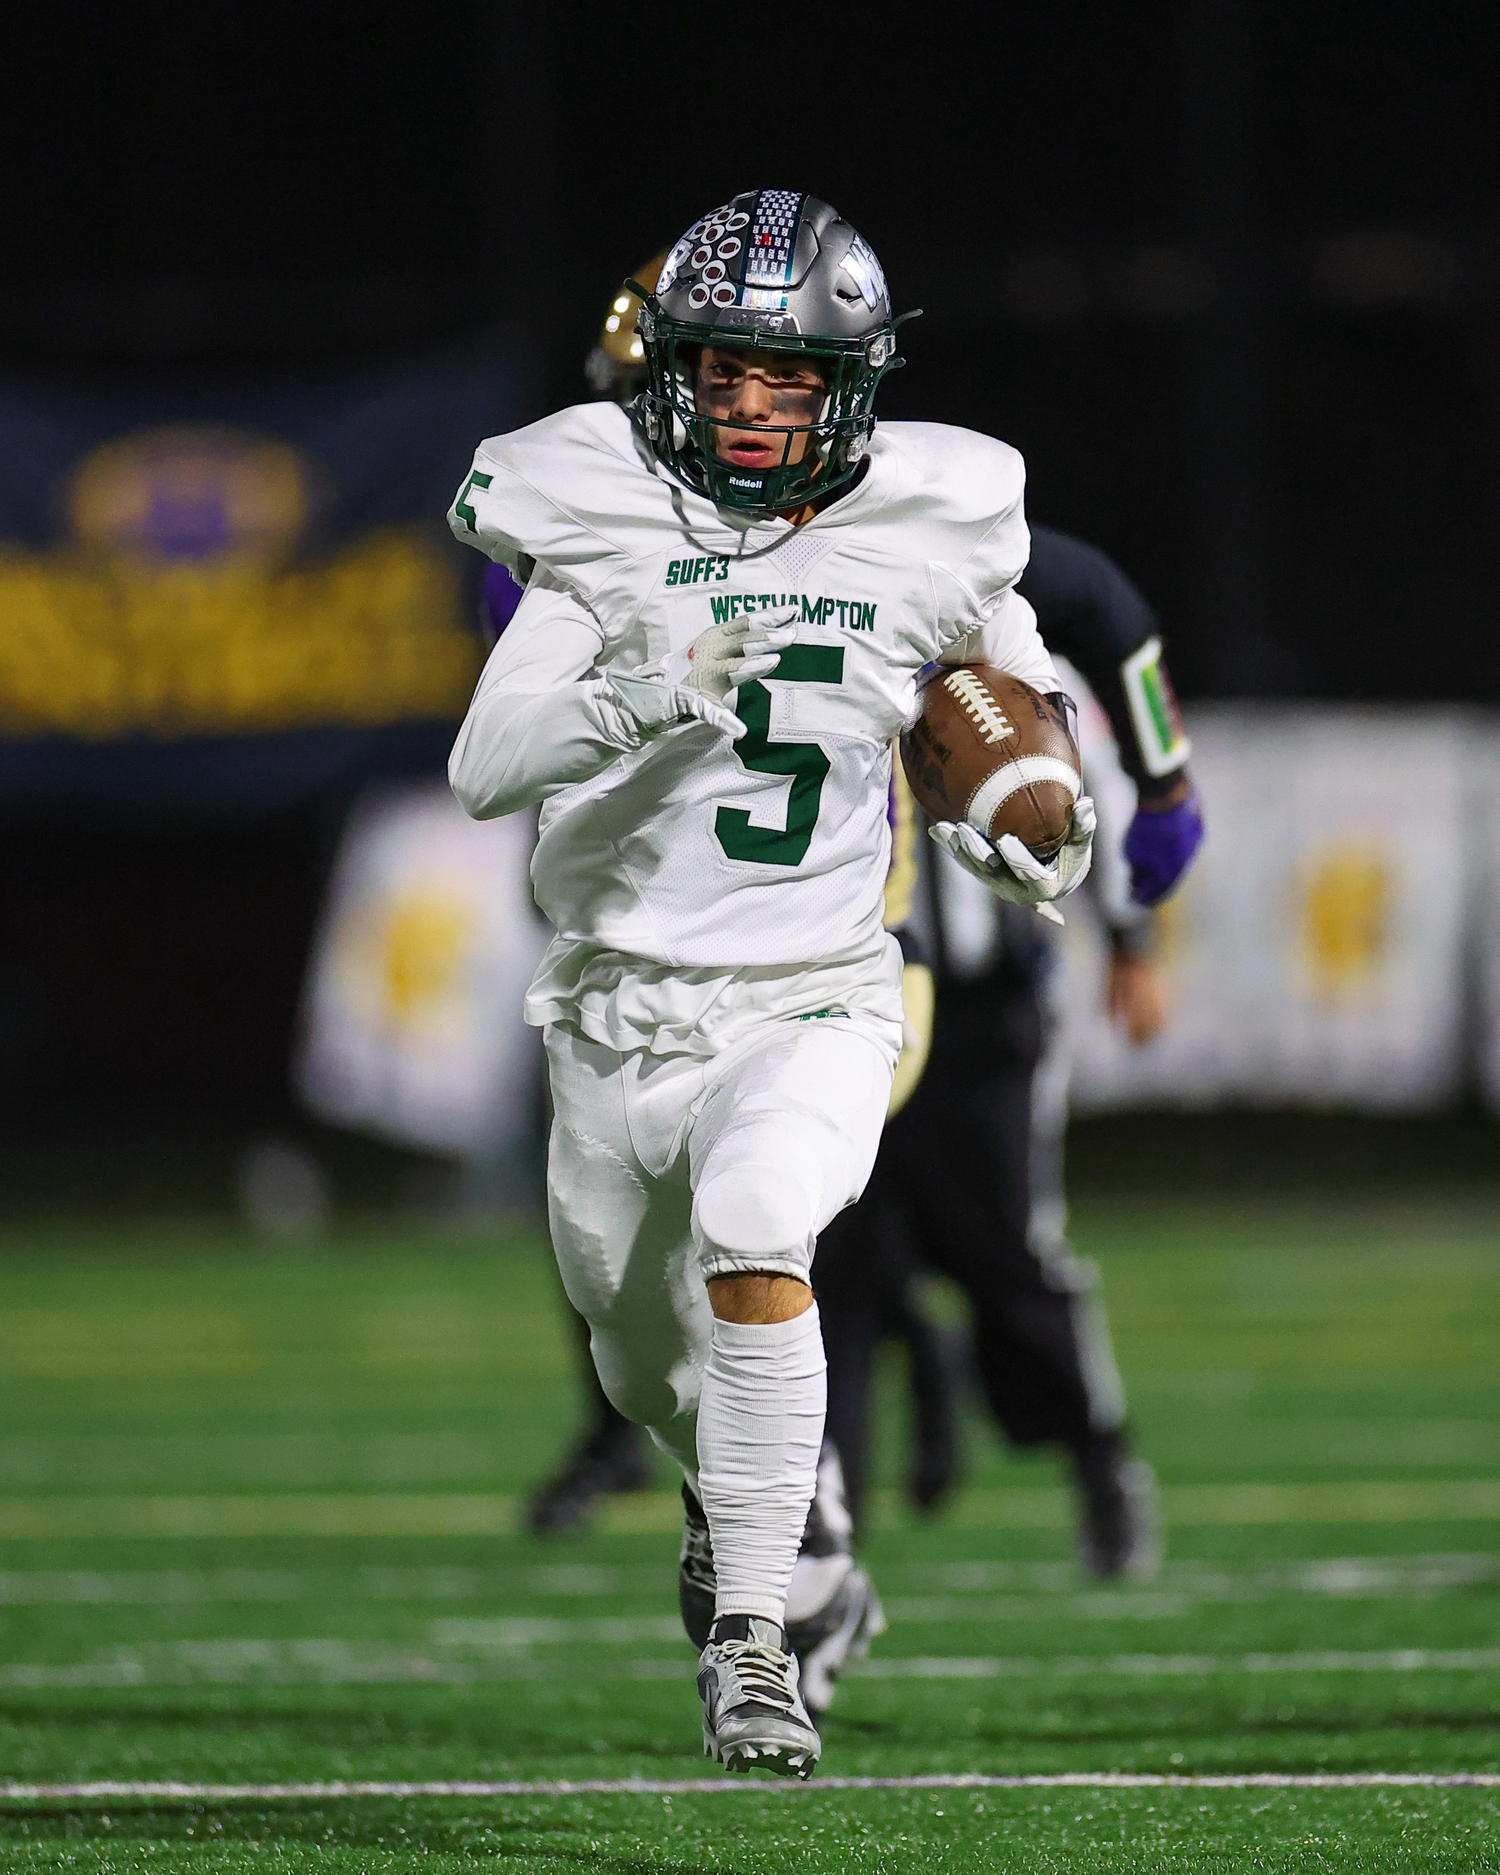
[678,1482,717,1652]
[1076,1439,1163,1581]
[785,1441,885,1715]
[698,1615,821,1780]
[789,1563,886,1719]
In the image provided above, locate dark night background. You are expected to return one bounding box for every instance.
[7,0,1497,699]
[0,0,1496,1151]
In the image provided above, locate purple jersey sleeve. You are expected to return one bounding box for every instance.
[482,561,525,639]
[1124,790,1204,907]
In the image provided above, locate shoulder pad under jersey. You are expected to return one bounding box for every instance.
[869,421,1029,611]
[449,403,667,606]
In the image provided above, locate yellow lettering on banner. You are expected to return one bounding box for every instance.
[375,890,474,1026]
[1295,846,1390,1002]
[0,527,481,738]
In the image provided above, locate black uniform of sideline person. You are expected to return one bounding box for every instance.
[813,524,1197,1576]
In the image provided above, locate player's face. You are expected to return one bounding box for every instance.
[693,347,828,471]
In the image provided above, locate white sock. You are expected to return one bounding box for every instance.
[696,1305,826,1628]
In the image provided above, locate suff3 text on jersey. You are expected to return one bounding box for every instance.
[665,556,730,585]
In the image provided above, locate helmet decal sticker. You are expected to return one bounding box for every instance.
[839,234,888,314]
[661,205,748,302]
[656,232,696,298]
[744,190,805,290]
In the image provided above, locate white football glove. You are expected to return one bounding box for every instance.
[602,670,745,746]
[929,795,1097,927]
[597,605,799,750]
[680,606,799,701]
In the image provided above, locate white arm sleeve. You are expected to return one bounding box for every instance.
[939,588,1061,693]
[447,574,637,820]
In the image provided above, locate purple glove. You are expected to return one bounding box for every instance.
[481,561,524,639]
[1125,789,1204,907]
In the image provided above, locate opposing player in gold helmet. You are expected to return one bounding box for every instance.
[584,253,665,402]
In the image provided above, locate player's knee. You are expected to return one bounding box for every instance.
[693,1161,819,1273]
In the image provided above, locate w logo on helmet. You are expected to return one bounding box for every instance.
[839,235,888,315]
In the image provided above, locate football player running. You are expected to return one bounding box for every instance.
[446,191,1092,1778]
[492,255,943,1720]
[527,262,945,1700]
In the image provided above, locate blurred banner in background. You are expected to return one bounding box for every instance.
[0,351,522,824]
[295,703,1500,1164]
[298,783,544,1159]
[1061,706,1486,1112]
[1479,734,1500,1116]
[0,348,531,1124]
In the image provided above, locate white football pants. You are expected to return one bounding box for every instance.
[544,1014,895,1483]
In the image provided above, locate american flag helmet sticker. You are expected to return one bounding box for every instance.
[741,190,804,308]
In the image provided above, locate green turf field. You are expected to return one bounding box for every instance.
[0,1195,1496,1870]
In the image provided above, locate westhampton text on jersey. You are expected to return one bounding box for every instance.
[666,557,878,633]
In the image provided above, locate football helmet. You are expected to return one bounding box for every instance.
[632,190,913,515]
[585,251,666,403]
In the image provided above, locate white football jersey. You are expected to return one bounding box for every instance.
[449,402,1058,973]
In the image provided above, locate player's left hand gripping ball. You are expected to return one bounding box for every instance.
[930,798,1096,923]
[1124,788,1204,907]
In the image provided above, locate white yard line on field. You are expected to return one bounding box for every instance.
[1,1479,1499,1540]
[2,1641,1497,1689]
[0,1552,1493,1607]
[0,1563,654,1605]
[2,1773,1498,1800]
[883,1553,1500,1601]
[851,1647,1500,1678]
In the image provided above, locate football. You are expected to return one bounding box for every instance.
[899,663,1082,858]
